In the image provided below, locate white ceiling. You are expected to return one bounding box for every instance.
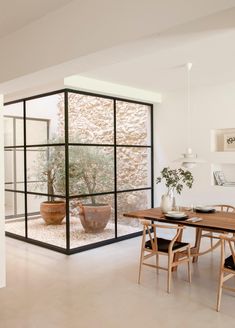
[1,0,235,97]
[81,8,235,93]
[0,0,73,38]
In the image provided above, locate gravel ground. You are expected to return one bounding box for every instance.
[5,216,141,249]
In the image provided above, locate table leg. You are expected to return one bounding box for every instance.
[193,227,202,263]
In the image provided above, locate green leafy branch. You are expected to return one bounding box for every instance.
[156,167,194,194]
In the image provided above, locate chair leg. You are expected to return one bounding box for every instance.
[187,246,192,283]
[167,253,173,293]
[138,226,147,284]
[210,233,213,248]
[216,270,224,312]
[138,232,146,284]
[138,247,144,284]
[156,254,159,274]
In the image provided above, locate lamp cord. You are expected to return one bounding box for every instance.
[187,63,192,150]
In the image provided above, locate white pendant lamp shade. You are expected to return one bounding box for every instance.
[174,63,205,168]
[180,147,205,168]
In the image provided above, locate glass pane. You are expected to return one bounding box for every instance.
[4,149,14,190]
[117,190,151,237]
[5,191,25,237]
[4,102,24,147]
[70,194,115,249]
[15,148,25,191]
[68,93,114,144]
[5,191,15,217]
[69,146,114,196]
[15,119,24,146]
[4,148,24,191]
[27,146,65,196]
[4,117,14,147]
[27,194,66,248]
[117,147,151,191]
[116,101,151,146]
[26,93,64,145]
[26,119,48,145]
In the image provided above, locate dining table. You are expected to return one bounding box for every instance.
[123,207,235,266]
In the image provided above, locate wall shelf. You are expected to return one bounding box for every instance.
[211,163,235,187]
[211,128,235,152]
[212,185,235,188]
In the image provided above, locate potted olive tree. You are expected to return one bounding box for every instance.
[35,133,113,233]
[35,145,66,225]
[69,146,113,233]
[34,141,113,231]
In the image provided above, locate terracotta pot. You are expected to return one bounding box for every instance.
[79,204,111,233]
[40,201,66,225]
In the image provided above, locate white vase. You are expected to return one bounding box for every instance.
[160,194,173,213]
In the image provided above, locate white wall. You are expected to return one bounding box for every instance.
[154,82,235,208]
[0,94,6,287]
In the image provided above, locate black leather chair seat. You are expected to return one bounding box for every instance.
[224,255,235,270]
[145,238,188,253]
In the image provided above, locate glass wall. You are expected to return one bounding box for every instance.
[4,102,25,238]
[4,90,153,254]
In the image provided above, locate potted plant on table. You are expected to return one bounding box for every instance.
[156,167,194,213]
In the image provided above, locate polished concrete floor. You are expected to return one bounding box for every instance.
[0,234,235,328]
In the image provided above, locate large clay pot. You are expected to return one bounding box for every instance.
[79,204,111,233]
[40,201,66,225]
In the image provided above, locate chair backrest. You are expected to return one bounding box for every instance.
[141,220,184,252]
[219,235,235,268]
[213,205,235,213]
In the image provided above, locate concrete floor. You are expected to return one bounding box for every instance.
[0,235,235,328]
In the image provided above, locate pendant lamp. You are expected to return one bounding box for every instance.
[174,63,205,168]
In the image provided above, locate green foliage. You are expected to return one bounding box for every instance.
[69,146,113,204]
[34,137,113,204]
[34,144,65,201]
[156,167,194,195]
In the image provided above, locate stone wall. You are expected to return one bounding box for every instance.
[58,93,151,225]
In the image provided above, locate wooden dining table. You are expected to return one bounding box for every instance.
[123,207,235,264]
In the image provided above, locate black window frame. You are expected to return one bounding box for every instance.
[4,88,154,255]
